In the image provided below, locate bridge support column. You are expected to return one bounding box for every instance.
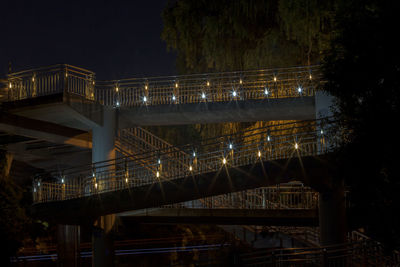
[319,181,347,246]
[57,225,80,267]
[92,108,116,267]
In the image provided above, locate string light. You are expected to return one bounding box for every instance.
[145,85,148,90]
[172,95,176,101]
[92,172,95,177]
[239,79,243,84]
[258,150,261,157]
[9,82,12,89]
[201,92,206,99]
[93,81,95,85]
[295,143,299,150]
[309,74,312,80]
[232,91,237,97]
[125,178,128,183]
[61,178,64,184]
[95,183,98,189]
[193,151,196,157]
[32,77,35,82]
[175,82,178,88]
[156,171,160,178]
[189,165,193,171]
[207,81,210,86]
[158,158,161,164]
[267,136,271,142]
[143,96,147,103]
[273,76,277,82]
[229,143,233,150]
[116,101,120,107]
[222,158,227,164]
[320,129,324,135]
[38,181,41,187]
[115,87,119,92]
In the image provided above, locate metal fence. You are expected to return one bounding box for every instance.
[6,64,320,106]
[33,119,329,203]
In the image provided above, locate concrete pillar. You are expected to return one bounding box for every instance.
[92,108,116,267]
[319,181,347,246]
[57,225,80,267]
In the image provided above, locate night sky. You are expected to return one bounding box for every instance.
[1,0,177,80]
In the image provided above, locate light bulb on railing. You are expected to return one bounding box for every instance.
[201,92,206,99]
[207,81,210,86]
[38,181,41,187]
[175,82,178,88]
[294,142,299,150]
[232,91,237,97]
[158,158,161,164]
[92,172,95,177]
[320,129,324,135]
[258,150,262,157]
[145,85,148,90]
[309,74,312,80]
[32,77,35,82]
[239,79,243,84]
[297,87,302,94]
[222,158,227,164]
[229,143,233,150]
[93,81,95,85]
[264,87,269,96]
[115,87,119,92]
[125,178,128,183]
[95,183,98,189]
[61,178,64,184]
[116,101,120,107]
[156,171,160,178]
[273,76,277,82]
[189,165,193,171]
[9,82,12,89]
[267,136,271,142]
[172,95,176,101]
[143,96,147,103]
[193,151,196,157]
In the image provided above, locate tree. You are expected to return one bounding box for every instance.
[323,0,400,249]
[162,0,334,73]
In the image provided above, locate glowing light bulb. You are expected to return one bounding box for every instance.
[175,83,178,88]
[309,74,312,80]
[125,178,128,183]
[116,87,119,92]
[65,73,68,78]
[298,87,302,93]
[93,81,95,85]
[267,136,271,142]
[172,95,176,101]
[201,92,206,99]
[116,101,120,107]
[156,171,160,178]
[264,87,269,96]
[320,129,324,135]
[229,143,233,150]
[207,81,210,86]
[145,85,148,90]
[258,151,261,157]
[143,96,147,102]
[189,165,193,171]
[239,79,243,84]
[158,159,161,164]
[92,172,95,177]
[222,158,227,164]
[273,76,277,82]
[32,77,35,82]
[61,178,64,184]
[9,83,12,89]
[193,151,196,157]
[295,143,299,150]
[91,93,94,98]
[95,183,98,189]
[232,91,237,97]
[38,182,41,187]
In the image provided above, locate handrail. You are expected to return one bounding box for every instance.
[5,64,321,106]
[32,119,330,203]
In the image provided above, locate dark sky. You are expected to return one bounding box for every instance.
[0,0,177,80]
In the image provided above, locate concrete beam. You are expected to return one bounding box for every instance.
[0,112,92,149]
[31,154,335,224]
[119,208,318,226]
[119,97,315,126]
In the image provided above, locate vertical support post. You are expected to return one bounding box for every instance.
[92,107,116,267]
[319,179,347,246]
[57,225,80,267]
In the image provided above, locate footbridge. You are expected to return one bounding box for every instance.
[0,64,343,266]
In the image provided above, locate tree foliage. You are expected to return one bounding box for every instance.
[323,0,400,249]
[162,0,334,73]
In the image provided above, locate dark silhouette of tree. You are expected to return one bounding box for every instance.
[323,0,400,249]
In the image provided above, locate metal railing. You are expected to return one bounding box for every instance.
[5,64,320,106]
[166,185,319,210]
[6,64,95,101]
[32,119,329,203]
[240,240,399,266]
